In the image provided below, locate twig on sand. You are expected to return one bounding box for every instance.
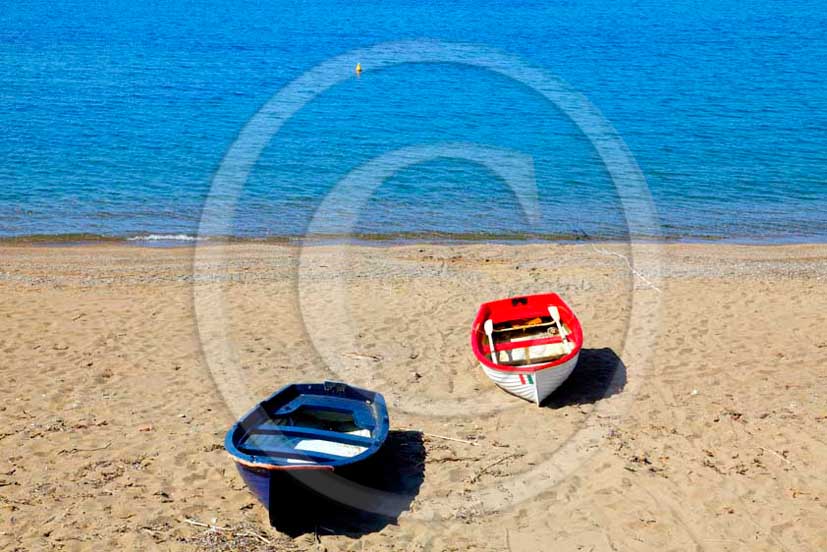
[58,442,111,455]
[759,447,791,465]
[424,432,478,446]
[396,426,478,446]
[469,453,520,484]
[427,455,480,464]
[401,429,478,446]
[183,518,272,545]
[184,518,230,530]
[343,351,382,362]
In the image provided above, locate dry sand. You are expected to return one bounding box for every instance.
[0,242,825,551]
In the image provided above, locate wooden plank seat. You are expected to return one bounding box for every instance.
[481,335,565,355]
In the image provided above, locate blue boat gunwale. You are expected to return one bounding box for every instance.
[225,381,390,471]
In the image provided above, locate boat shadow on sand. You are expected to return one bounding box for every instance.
[266,430,425,537]
[541,347,627,408]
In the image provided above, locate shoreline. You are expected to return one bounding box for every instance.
[3,242,826,290]
[3,231,827,249]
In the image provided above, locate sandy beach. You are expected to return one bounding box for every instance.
[1,241,825,551]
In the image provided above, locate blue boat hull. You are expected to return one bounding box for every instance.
[235,462,378,528]
[235,463,271,507]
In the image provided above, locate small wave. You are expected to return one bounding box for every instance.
[126,234,206,242]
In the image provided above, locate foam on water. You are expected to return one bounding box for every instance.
[126,234,204,242]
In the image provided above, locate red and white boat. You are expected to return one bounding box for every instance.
[471,293,583,405]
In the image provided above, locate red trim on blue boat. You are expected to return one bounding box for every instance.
[228,454,335,471]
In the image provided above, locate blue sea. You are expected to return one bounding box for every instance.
[1,0,825,243]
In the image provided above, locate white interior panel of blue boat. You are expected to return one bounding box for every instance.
[294,440,369,458]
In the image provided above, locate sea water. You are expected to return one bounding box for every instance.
[1,0,825,243]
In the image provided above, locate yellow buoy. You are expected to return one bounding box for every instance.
[355,63,362,74]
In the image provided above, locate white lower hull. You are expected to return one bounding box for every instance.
[481,352,579,405]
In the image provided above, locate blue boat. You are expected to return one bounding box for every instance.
[225,381,390,524]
